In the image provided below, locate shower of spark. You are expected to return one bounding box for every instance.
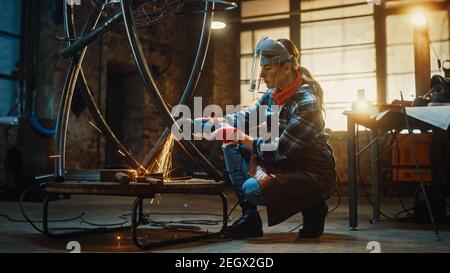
[147,134,175,182]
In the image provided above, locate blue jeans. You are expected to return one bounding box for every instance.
[222,144,265,206]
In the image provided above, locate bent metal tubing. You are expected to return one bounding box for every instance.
[56,0,225,180]
[66,4,141,170]
[56,2,141,179]
[55,4,97,179]
[141,1,213,170]
[121,0,223,180]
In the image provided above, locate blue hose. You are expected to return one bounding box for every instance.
[28,114,56,137]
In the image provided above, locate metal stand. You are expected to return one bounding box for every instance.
[41,180,229,249]
[131,193,228,250]
[42,193,131,239]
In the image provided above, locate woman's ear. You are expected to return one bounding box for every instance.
[282,62,292,73]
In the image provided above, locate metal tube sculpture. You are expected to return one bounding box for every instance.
[54,0,237,181]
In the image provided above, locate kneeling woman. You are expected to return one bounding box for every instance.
[209,37,336,239]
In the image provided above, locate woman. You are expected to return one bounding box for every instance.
[206,37,336,239]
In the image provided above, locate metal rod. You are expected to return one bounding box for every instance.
[373,133,408,164]
[60,10,122,59]
[347,115,357,230]
[55,3,103,179]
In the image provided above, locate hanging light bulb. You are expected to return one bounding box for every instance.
[211,14,226,30]
[211,21,226,29]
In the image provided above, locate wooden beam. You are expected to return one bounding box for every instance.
[240,18,290,31]
[289,0,301,51]
[448,1,450,64]
[413,24,431,97]
[374,1,387,105]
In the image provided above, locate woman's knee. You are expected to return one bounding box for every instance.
[242,178,265,205]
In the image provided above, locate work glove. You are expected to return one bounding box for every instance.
[192,117,219,130]
[205,123,244,143]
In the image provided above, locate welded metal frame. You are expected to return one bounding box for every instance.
[46,0,236,249]
[41,189,228,249]
[130,193,228,249]
[54,0,238,180]
[42,192,137,239]
[120,0,222,180]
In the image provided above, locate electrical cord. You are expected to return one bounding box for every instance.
[8,179,238,232]
[328,173,342,215]
[19,182,47,234]
[117,209,238,231]
[10,183,131,233]
[0,212,85,223]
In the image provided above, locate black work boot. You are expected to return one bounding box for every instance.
[223,202,263,239]
[298,201,328,239]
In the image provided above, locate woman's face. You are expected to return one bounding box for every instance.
[260,63,290,89]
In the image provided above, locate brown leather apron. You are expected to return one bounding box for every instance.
[248,158,336,226]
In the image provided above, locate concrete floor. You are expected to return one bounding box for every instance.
[0,190,449,253]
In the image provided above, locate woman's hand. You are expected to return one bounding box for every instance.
[207,124,254,151]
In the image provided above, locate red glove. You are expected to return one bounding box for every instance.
[207,124,244,143]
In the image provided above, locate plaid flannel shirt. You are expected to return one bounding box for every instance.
[226,84,334,170]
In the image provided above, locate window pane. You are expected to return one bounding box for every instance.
[0,79,17,115]
[302,0,364,10]
[301,16,374,49]
[387,44,414,74]
[302,46,376,76]
[0,36,20,75]
[300,4,375,132]
[387,74,416,103]
[241,0,289,22]
[301,3,373,22]
[240,55,252,81]
[0,0,21,34]
[386,10,449,103]
[253,27,290,43]
[240,31,253,54]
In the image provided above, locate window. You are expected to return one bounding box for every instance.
[300,1,375,131]
[240,1,375,131]
[241,0,289,23]
[239,1,449,131]
[386,10,449,103]
[0,0,21,116]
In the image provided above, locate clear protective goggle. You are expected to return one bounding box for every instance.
[248,37,295,93]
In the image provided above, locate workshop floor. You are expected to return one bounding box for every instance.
[1,191,449,253]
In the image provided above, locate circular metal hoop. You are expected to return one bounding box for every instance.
[55,0,224,180]
[183,0,238,13]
